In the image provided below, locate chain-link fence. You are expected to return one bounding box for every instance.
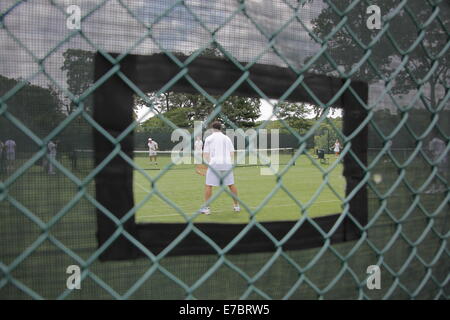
[0,0,449,299]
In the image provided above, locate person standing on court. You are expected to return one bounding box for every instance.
[333,139,341,156]
[47,140,58,175]
[200,121,240,215]
[426,136,447,193]
[0,140,4,174]
[4,139,16,172]
[148,137,159,165]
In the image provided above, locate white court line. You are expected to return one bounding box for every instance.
[135,181,151,193]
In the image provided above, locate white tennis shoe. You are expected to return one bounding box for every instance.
[233,206,241,212]
[200,207,211,215]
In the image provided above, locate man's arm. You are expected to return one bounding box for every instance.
[203,152,210,163]
[228,137,235,161]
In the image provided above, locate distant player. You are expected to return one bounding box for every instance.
[4,139,16,171]
[333,139,341,156]
[148,138,159,165]
[194,135,203,164]
[426,136,447,193]
[0,140,4,173]
[200,121,240,215]
[47,140,58,175]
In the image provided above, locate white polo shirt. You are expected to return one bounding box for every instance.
[48,141,57,156]
[429,137,445,158]
[5,140,15,153]
[203,131,234,171]
[148,140,158,151]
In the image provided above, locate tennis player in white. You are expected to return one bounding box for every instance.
[333,139,341,156]
[200,121,240,215]
[426,136,447,193]
[148,138,158,165]
[4,139,16,171]
[0,140,4,173]
[47,140,57,175]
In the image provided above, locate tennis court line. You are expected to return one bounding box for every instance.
[135,181,152,193]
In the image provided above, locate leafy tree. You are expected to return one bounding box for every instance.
[61,49,94,114]
[221,96,261,127]
[142,92,261,128]
[140,107,194,130]
[0,75,64,137]
[273,101,312,132]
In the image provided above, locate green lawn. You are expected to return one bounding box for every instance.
[134,152,345,223]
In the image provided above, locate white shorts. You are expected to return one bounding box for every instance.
[205,168,235,187]
[149,151,157,156]
[6,152,15,161]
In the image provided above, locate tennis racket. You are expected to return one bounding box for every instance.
[195,164,208,176]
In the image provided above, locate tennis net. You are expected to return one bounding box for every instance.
[74,148,296,170]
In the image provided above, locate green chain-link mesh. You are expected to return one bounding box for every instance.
[0,0,448,299]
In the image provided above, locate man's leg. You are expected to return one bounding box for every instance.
[48,155,56,174]
[204,185,213,203]
[228,184,239,210]
[200,185,213,214]
[7,154,13,171]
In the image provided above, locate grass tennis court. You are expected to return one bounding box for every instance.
[133,151,345,223]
